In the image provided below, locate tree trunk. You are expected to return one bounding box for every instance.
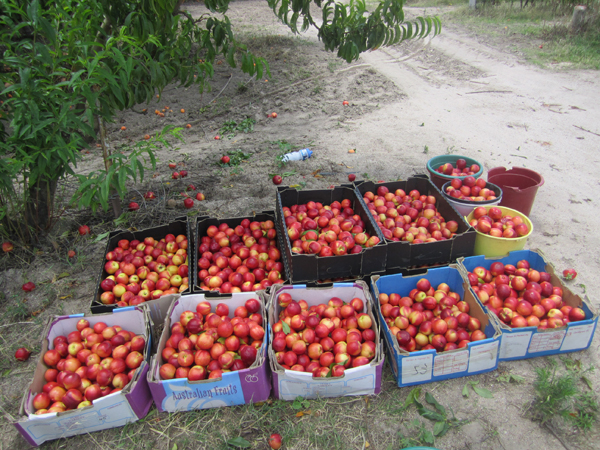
[570,6,587,34]
[26,177,58,235]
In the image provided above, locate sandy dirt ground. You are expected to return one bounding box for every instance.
[1,2,599,449]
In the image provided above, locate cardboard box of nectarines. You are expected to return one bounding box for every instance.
[147,291,271,412]
[275,185,387,283]
[91,216,192,326]
[458,249,599,362]
[268,281,385,400]
[371,265,501,388]
[354,176,476,271]
[193,211,290,294]
[14,307,153,447]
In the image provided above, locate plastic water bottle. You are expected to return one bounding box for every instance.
[281,148,313,163]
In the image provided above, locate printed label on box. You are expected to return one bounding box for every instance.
[528,330,566,353]
[468,341,499,373]
[401,354,433,384]
[159,373,244,411]
[499,331,532,359]
[23,397,135,443]
[433,350,469,377]
[560,324,595,352]
[277,372,377,400]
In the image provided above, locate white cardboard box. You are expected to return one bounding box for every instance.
[268,281,384,400]
[14,307,153,447]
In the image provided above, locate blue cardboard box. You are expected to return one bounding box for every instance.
[458,249,598,361]
[371,265,500,387]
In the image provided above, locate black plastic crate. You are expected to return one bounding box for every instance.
[275,185,387,283]
[355,176,475,270]
[193,211,290,295]
[91,217,191,320]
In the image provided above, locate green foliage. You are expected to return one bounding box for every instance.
[398,387,468,446]
[462,380,494,398]
[72,126,182,212]
[0,0,267,238]
[219,117,256,138]
[266,0,442,62]
[1,0,438,241]
[217,149,252,167]
[532,357,598,429]
[292,396,311,410]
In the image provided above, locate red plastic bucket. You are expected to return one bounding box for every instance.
[487,167,544,216]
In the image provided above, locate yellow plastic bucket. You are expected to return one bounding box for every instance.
[465,206,533,257]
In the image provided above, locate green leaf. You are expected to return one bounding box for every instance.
[472,386,494,398]
[462,384,470,398]
[94,231,110,242]
[423,430,434,444]
[281,321,291,334]
[404,387,421,409]
[433,421,448,437]
[425,392,446,416]
[226,436,250,448]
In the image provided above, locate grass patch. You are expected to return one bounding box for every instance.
[445,2,600,69]
[532,356,598,430]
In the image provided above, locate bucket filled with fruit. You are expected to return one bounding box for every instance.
[441,177,502,217]
[426,155,484,189]
[465,206,533,257]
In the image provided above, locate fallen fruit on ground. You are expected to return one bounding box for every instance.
[348,174,356,182]
[22,282,36,292]
[120,126,126,131]
[183,198,194,209]
[187,185,196,191]
[221,155,230,164]
[196,193,205,201]
[342,101,349,106]
[168,162,177,169]
[78,225,90,236]
[144,192,156,200]
[172,172,180,179]
[269,433,282,449]
[144,134,150,140]
[562,268,577,281]
[272,175,282,185]
[271,112,277,118]
[15,347,31,361]
[128,202,140,211]
[68,250,76,258]
[179,170,188,178]
[2,242,13,252]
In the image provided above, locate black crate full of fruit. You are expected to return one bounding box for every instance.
[14,308,153,446]
[355,177,476,270]
[275,185,387,283]
[91,217,191,325]
[193,212,289,294]
[371,265,500,387]
[459,249,598,361]
[268,282,384,400]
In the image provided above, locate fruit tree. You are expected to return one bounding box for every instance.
[0,0,440,242]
